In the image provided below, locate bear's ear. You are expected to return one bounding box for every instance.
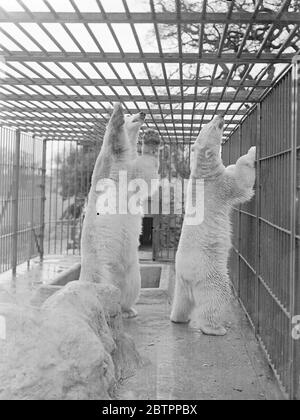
[109,103,125,130]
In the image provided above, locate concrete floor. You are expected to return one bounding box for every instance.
[0,256,283,400]
[119,292,283,400]
[0,255,81,305]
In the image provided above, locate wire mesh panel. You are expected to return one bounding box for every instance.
[0,127,44,274]
[258,71,293,397]
[155,141,190,261]
[223,128,241,293]
[44,140,99,256]
[0,126,15,273]
[17,132,45,267]
[223,67,300,399]
[292,56,300,401]
[239,108,258,325]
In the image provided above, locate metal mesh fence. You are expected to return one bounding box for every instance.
[44,140,100,256]
[222,64,300,399]
[0,127,45,274]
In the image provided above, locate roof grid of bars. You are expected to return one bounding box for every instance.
[0,0,299,143]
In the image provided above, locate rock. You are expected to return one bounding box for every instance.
[43,281,118,355]
[0,281,141,400]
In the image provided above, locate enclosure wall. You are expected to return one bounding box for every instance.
[0,127,45,274]
[44,140,99,256]
[222,64,300,400]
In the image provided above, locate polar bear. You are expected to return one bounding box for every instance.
[80,103,160,318]
[170,114,256,336]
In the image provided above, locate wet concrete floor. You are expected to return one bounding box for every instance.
[119,293,283,400]
[0,256,284,400]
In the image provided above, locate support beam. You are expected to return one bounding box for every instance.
[0,113,243,125]
[1,52,294,64]
[0,93,260,103]
[0,105,247,116]
[0,121,100,140]
[0,77,272,89]
[0,11,299,25]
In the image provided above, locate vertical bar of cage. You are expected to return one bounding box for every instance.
[237,125,242,297]
[66,142,72,254]
[255,103,261,336]
[54,141,60,254]
[29,134,36,266]
[60,140,66,254]
[73,141,79,254]
[39,139,47,261]
[0,128,4,272]
[79,144,85,254]
[291,55,300,400]
[167,142,171,261]
[154,146,162,260]
[11,129,20,276]
[47,141,54,254]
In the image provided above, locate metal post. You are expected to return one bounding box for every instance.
[11,129,21,276]
[29,134,36,266]
[255,103,262,336]
[237,125,242,297]
[39,138,47,262]
[291,55,300,400]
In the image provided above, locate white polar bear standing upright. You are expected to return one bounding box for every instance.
[80,103,160,319]
[170,114,256,336]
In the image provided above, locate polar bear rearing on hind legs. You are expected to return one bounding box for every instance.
[170,114,256,336]
[80,103,161,318]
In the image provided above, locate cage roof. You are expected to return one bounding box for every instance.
[0,0,299,143]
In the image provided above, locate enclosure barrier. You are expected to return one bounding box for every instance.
[0,67,299,402]
[43,140,100,257]
[222,60,300,400]
[0,127,45,274]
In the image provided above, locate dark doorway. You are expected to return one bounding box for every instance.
[140,217,153,248]
[139,217,154,261]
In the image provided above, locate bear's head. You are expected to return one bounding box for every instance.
[142,129,161,157]
[108,104,146,158]
[124,111,146,141]
[191,114,225,179]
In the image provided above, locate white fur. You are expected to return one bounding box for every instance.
[80,104,160,318]
[170,115,256,336]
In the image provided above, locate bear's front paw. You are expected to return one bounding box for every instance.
[246,146,256,166]
[111,103,125,129]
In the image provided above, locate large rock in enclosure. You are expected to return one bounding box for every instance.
[0,282,141,400]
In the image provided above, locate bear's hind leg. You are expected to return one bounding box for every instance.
[121,263,141,319]
[191,278,231,336]
[170,275,193,324]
